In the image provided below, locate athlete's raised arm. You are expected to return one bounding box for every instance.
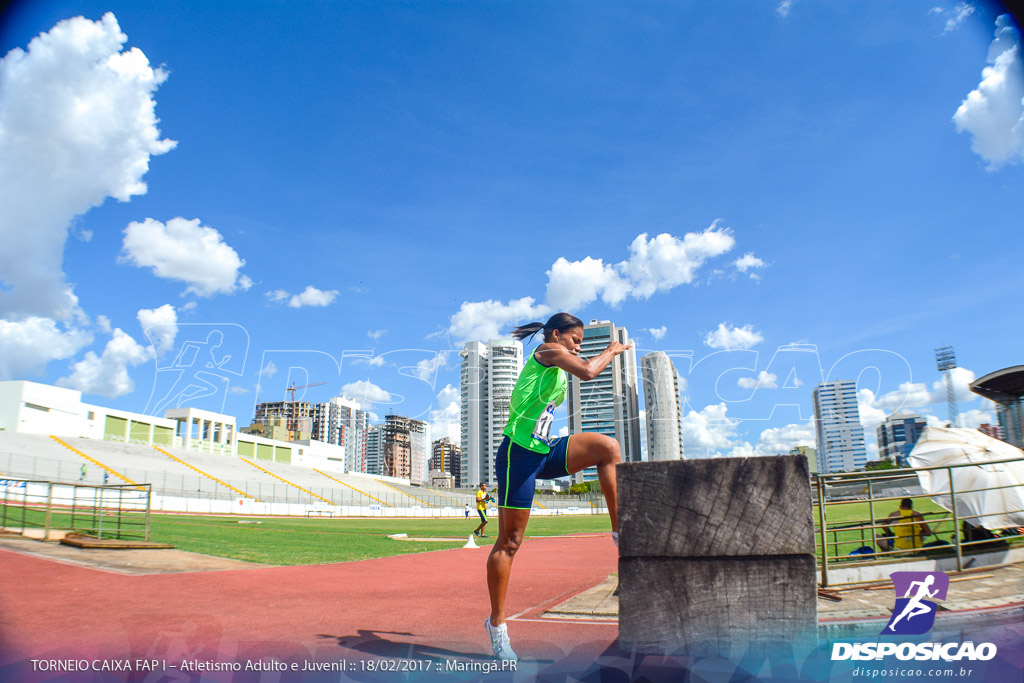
[534,333,631,382]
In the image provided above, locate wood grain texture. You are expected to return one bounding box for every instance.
[617,455,814,558]
[618,556,818,656]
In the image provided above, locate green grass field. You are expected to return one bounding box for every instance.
[6,497,1019,566]
[146,513,615,565]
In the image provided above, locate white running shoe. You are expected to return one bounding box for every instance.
[484,618,518,661]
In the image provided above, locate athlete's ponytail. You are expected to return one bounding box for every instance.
[510,312,583,342]
[510,322,545,341]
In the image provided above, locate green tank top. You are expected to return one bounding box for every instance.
[503,351,567,453]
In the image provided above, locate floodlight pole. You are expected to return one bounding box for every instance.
[935,346,959,428]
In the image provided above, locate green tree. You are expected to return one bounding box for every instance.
[865,459,897,471]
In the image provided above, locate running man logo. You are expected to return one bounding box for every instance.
[881,571,949,635]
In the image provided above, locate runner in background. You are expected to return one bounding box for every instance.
[474,483,492,537]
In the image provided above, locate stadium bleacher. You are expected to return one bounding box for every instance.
[0,433,549,511]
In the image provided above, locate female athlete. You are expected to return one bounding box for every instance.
[484,312,630,661]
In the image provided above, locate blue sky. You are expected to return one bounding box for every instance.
[1,1,1022,461]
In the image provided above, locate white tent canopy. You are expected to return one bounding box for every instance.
[907,426,1024,530]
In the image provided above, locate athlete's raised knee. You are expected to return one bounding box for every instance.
[600,435,622,464]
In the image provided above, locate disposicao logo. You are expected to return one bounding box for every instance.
[831,571,998,662]
[882,571,949,635]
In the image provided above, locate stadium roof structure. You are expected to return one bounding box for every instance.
[970,365,1024,405]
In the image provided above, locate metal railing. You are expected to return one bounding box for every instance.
[813,456,1024,586]
[0,478,152,541]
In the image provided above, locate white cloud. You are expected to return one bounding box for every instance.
[776,0,797,18]
[429,384,461,444]
[681,402,741,456]
[953,15,1024,168]
[368,329,388,340]
[545,225,736,310]
[57,328,151,398]
[704,322,764,350]
[413,353,449,383]
[737,370,779,390]
[648,326,667,341]
[546,256,631,310]
[448,296,550,344]
[959,407,995,429]
[267,286,340,308]
[258,360,277,377]
[857,388,892,431]
[943,3,976,33]
[931,366,978,403]
[857,366,982,431]
[451,224,738,343]
[286,285,339,308]
[137,304,177,356]
[0,317,93,379]
[340,379,391,411]
[549,226,737,311]
[733,252,766,280]
[0,13,175,320]
[756,421,815,455]
[120,217,251,296]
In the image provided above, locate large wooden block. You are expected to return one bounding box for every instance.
[618,555,818,657]
[617,456,814,558]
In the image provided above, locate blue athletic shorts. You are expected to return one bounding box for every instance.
[495,435,571,510]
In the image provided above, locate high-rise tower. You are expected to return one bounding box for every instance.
[566,320,641,483]
[812,379,867,473]
[460,338,524,486]
[640,351,685,461]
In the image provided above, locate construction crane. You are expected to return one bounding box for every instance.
[285,381,326,402]
[280,381,327,434]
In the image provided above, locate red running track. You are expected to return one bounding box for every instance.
[0,534,620,680]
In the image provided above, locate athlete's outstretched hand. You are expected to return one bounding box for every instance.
[606,341,631,356]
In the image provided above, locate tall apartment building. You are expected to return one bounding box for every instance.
[460,338,523,487]
[365,425,383,476]
[876,413,927,467]
[381,414,430,484]
[640,351,685,461]
[251,401,313,440]
[813,379,867,473]
[312,396,370,473]
[567,320,641,483]
[432,437,462,488]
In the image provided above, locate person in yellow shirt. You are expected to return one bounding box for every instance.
[881,498,931,551]
[474,483,493,538]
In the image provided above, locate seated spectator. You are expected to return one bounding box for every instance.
[880,498,931,551]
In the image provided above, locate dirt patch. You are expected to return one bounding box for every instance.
[0,535,271,575]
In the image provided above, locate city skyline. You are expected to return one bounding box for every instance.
[1,2,1021,468]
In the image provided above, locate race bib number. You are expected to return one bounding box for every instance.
[532,403,556,445]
